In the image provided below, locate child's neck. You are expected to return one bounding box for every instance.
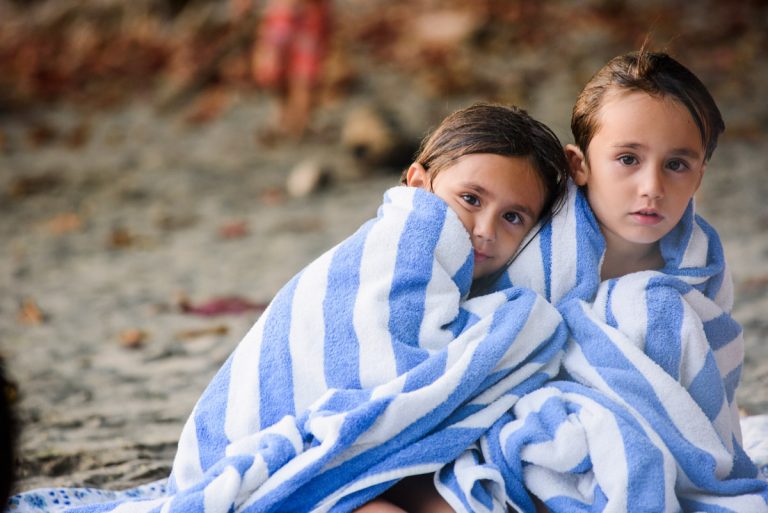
[600,236,664,281]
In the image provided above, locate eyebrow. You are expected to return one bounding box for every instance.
[461,182,537,218]
[613,142,703,159]
[669,148,703,159]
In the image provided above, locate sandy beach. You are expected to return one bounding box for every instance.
[1,0,767,494]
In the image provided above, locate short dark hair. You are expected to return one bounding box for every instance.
[401,103,569,220]
[571,51,725,161]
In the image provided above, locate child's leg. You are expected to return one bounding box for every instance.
[355,476,549,513]
[373,474,454,513]
[352,500,408,513]
[353,494,453,513]
[533,495,550,512]
[284,76,312,137]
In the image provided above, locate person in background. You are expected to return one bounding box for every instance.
[233,0,331,142]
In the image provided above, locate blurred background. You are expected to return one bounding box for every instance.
[2,0,766,142]
[1,0,767,491]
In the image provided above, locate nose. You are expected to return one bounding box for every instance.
[639,165,664,200]
[473,213,496,243]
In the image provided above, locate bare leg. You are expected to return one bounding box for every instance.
[353,499,408,513]
[533,495,550,512]
[378,474,454,513]
[284,76,313,139]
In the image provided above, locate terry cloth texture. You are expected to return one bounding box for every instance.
[7,186,566,512]
[439,181,768,512]
[742,414,768,479]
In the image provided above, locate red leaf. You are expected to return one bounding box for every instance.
[179,296,267,317]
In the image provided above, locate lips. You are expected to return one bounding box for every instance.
[630,209,664,225]
[474,249,490,263]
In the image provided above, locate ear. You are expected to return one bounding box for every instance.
[405,162,429,189]
[565,144,589,186]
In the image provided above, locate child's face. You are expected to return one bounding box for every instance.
[406,154,545,279]
[568,90,706,256]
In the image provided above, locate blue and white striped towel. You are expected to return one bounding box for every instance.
[7,186,567,513]
[439,181,768,512]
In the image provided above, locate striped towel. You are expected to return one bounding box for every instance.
[7,186,566,513]
[742,415,768,478]
[439,181,768,512]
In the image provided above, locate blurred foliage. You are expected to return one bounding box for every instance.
[0,0,765,112]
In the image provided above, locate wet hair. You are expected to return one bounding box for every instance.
[401,103,569,221]
[571,50,725,161]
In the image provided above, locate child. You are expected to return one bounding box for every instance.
[250,0,331,142]
[566,51,723,281]
[467,51,768,512]
[7,103,571,513]
[353,105,567,513]
[402,103,568,282]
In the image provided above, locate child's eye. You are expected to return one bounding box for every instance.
[618,155,638,166]
[666,159,689,172]
[503,212,523,225]
[460,193,480,206]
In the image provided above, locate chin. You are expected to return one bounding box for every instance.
[625,228,670,245]
[473,270,489,281]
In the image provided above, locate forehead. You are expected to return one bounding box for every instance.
[592,90,703,150]
[437,153,546,207]
[442,153,539,185]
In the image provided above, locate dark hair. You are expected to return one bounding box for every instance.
[401,103,569,221]
[0,359,17,506]
[571,50,725,161]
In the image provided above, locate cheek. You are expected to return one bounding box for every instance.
[588,181,621,206]
[501,232,525,257]
[670,192,693,218]
[585,187,605,214]
[584,190,618,228]
[669,179,698,208]
[452,208,473,235]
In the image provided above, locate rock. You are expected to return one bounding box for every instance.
[409,9,484,49]
[285,159,332,198]
[339,104,416,176]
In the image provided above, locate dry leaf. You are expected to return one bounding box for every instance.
[108,227,137,248]
[119,329,147,349]
[176,324,229,340]
[178,295,267,317]
[45,212,82,234]
[218,220,249,239]
[17,299,45,325]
